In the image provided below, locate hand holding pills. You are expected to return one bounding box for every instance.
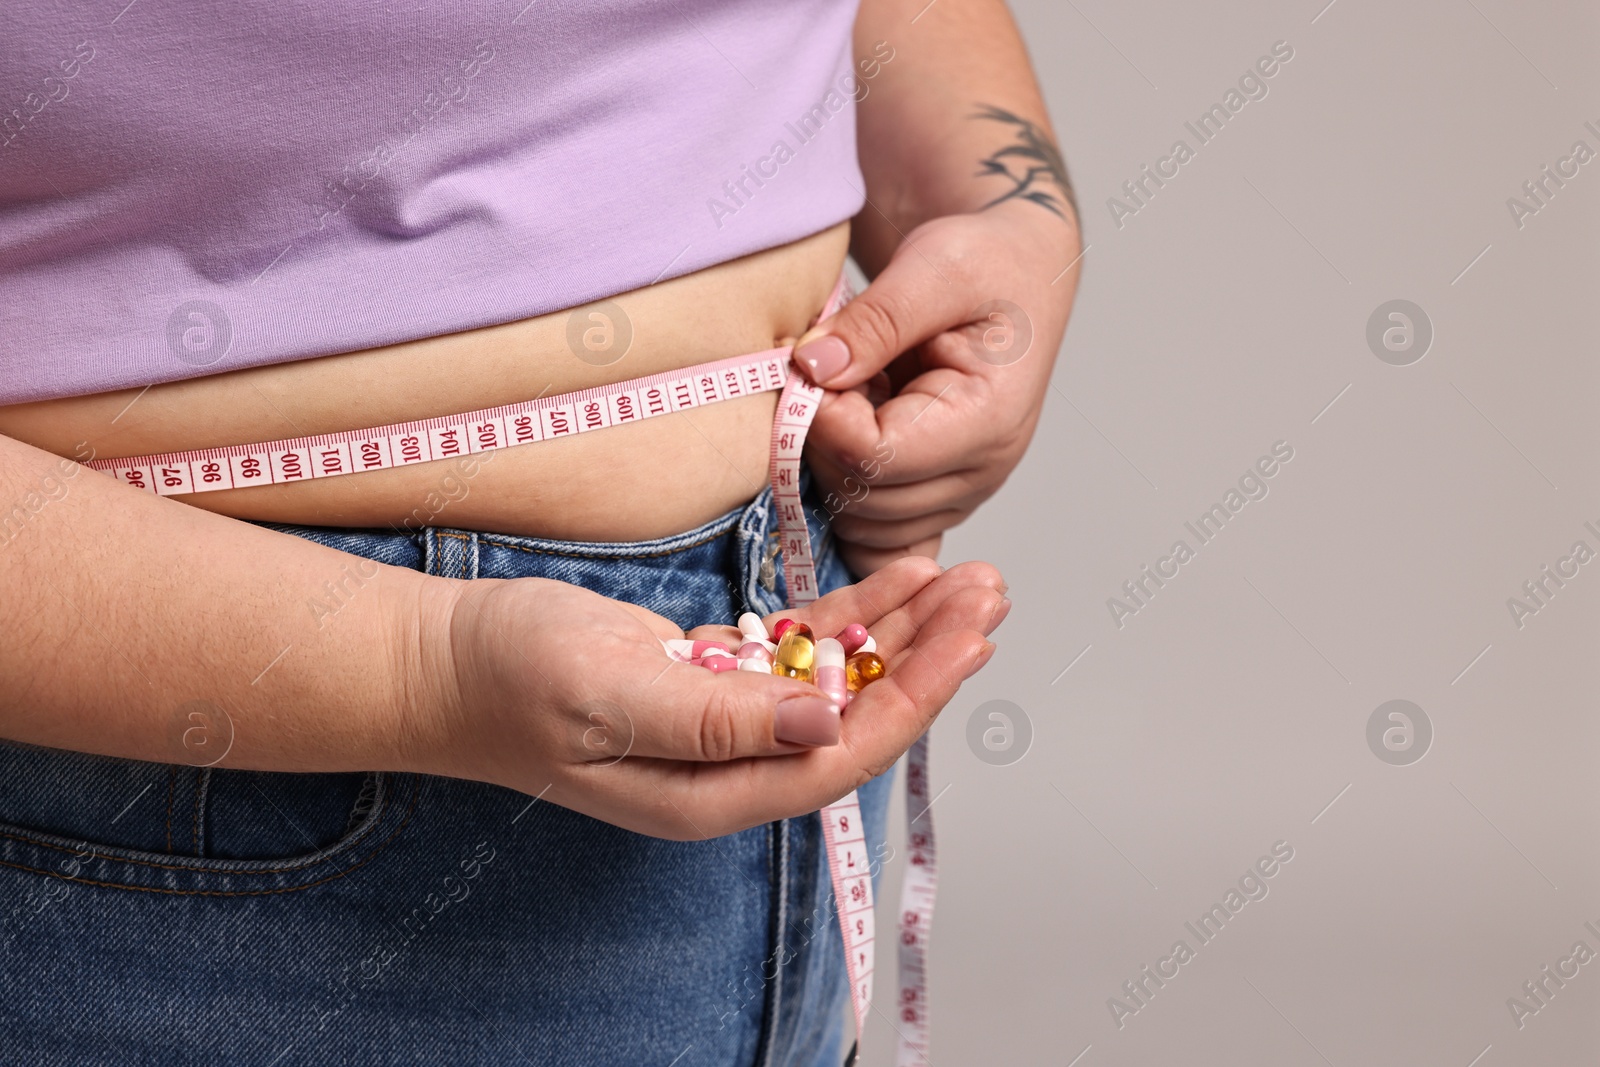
[413,557,1008,840]
[662,614,886,708]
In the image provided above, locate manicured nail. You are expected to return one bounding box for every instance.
[988,597,1012,633]
[775,695,841,746]
[967,641,997,677]
[794,334,850,384]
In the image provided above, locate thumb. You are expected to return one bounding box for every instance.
[793,249,973,390]
[639,665,844,758]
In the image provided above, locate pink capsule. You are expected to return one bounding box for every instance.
[815,637,848,709]
[835,623,868,656]
[701,655,739,673]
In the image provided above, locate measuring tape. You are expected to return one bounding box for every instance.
[769,277,935,1067]
[90,274,939,1066]
[88,346,799,495]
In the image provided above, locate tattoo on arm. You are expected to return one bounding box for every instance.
[970,104,1078,222]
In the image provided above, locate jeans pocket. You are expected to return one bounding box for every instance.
[0,742,421,896]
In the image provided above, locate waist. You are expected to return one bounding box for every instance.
[0,223,848,541]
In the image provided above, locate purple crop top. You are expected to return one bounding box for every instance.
[0,0,868,405]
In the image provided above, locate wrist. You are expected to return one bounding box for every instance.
[387,571,470,778]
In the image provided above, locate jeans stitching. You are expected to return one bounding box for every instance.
[755,816,788,1067]
[0,776,421,897]
[469,524,733,562]
[0,774,399,874]
[164,767,177,854]
[192,770,205,856]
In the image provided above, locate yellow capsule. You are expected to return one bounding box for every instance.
[772,623,816,683]
[845,651,885,691]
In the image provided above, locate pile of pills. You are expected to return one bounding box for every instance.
[662,612,887,710]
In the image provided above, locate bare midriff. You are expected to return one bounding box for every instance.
[0,223,850,542]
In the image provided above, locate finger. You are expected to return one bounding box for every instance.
[807,369,991,485]
[794,563,1005,662]
[616,601,687,642]
[683,623,743,648]
[840,536,943,578]
[809,453,985,523]
[764,555,942,635]
[791,247,980,389]
[829,509,967,550]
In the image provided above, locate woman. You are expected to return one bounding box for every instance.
[0,0,1078,1063]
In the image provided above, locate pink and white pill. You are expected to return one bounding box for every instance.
[701,655,739,673]
[815,637,847,709]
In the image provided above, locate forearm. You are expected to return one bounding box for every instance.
[0,432,446,773]
[852,0,1079,272]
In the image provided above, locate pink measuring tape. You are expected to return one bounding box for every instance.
[89,274,938,1065]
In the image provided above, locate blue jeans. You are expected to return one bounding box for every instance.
[0,480,893,1066]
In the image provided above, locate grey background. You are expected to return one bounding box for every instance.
[861,1,1599,1064]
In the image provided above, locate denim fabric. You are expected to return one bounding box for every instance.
[0,479,895,1066]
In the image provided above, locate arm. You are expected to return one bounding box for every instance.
[852,0,1077,272]
[796,0,1082,573]
[0,430,1004,838]
[0,431,432,772]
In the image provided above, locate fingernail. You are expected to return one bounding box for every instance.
[775,695,841,746]
[988,597,1012,633]
[967,641,997,677]
[794,334,850,384]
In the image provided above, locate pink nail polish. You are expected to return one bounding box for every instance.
[794,334,850,384]
[774,694,841,746]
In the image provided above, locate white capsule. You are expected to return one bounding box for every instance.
[815,638,845,671]
[859,635,876,655]
[737,612,767,641]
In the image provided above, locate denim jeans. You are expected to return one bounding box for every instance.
[0,479,893,1065]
